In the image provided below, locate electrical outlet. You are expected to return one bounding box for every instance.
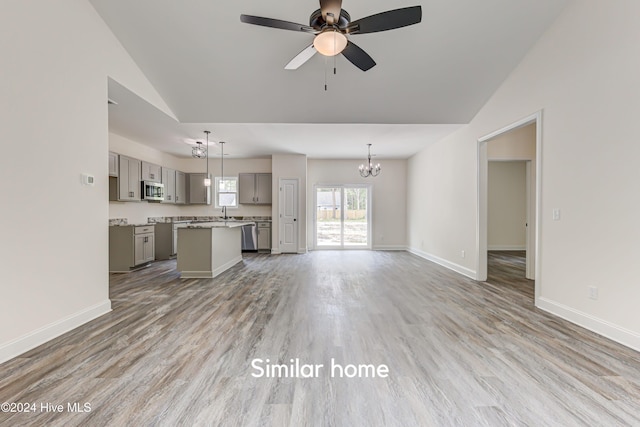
[588,286,598,300]
[461,250,465,258]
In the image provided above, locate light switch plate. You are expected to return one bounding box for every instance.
[81,173,95,186]
[552,208,561,221]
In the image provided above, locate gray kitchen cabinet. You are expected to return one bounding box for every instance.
[161,167,176,204]
[257,221,271,252]
[134,228,155,266]
[118,155,141,201]
[108,152,118,177]
[154,222,176,260]
[239,173,272,204]
[141,161,162,182]
[175,171,186,204]
[109,225,155,272]
[188,173,211,204]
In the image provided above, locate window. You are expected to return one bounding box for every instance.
[215,177,238,208]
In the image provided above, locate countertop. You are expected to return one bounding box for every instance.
[184,221,256,229]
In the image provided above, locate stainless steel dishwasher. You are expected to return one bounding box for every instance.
[241,223,257,251]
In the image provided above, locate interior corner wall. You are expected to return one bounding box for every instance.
[271,154,308,253]
[306,159,407,250]
[0,0,173,363]
[407,0,640,350]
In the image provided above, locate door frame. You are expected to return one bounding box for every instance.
[313,184,373,250]
[477,111,542,300]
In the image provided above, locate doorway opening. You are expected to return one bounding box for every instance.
[314,185,372,249]
[477,112,542,301]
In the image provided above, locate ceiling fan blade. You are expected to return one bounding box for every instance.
[319,0,343,25]
[346,6,422,34]
[285,44,317,70]
[341,41,376,71]
[240,14,318,34]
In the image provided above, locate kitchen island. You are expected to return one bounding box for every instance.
[176,221,254,278]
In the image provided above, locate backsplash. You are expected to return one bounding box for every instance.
[109,218,128,226]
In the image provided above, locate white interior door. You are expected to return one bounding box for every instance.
[279,179,298,253]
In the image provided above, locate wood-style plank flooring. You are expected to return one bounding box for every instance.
[1,250,640,426]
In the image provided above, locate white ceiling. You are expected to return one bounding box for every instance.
[97,0,568,159]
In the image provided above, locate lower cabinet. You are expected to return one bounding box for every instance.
[134,232,155,265]
[109,225,155,272]
[257,222,271,252]
[154,222,176,260]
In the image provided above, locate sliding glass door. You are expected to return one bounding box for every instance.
[315,185,371,249]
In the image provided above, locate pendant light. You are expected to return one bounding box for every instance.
[192,141,206,159]
[203,131,211,187]
[358,144,381,178]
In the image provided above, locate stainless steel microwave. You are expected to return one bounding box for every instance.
[141,181,164,201]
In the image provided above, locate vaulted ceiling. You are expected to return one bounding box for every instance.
[92,0,568,158]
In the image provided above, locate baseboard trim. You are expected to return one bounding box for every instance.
[0,300,112,365]
[180,256,243,279]
[407,247,476,279]
[488,245,526,251]
[373,245,407,251]
[537,297,640,352]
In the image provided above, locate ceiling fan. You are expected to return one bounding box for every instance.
[240,0,422,72]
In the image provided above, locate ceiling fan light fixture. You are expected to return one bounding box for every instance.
[313,29,347,56]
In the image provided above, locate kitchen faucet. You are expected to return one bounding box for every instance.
[222,206,228,220]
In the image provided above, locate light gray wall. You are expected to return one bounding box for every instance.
[0,0,175,362]
[407,1,640,349]
[307,159,407,250]
[488,162,527,250]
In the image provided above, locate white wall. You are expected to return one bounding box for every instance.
[488,162,527,250]
[307,160,407,250]
[109,133,272,224]
[0,0,174,362]
[407,0,640,350]
[271,154,307,253]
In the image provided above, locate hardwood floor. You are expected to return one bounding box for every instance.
[1,251,640,426]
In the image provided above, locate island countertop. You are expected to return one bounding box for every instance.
[184,221,255,229]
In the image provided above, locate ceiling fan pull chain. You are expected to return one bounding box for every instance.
[324,55,328,91]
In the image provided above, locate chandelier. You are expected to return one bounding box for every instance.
[358,144,381,178]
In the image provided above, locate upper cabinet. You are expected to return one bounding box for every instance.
[188,173,211,205]
[239,173,272,205]
[161,167,176,204]
[117,155,141,201]
[175,171,186,204]
[141,161,162,182]
[108,152,118,177]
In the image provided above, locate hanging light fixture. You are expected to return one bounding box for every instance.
[203,131,211,187]
[358,144,381,178]
[192,141,206,159]
[219,141,227,218]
